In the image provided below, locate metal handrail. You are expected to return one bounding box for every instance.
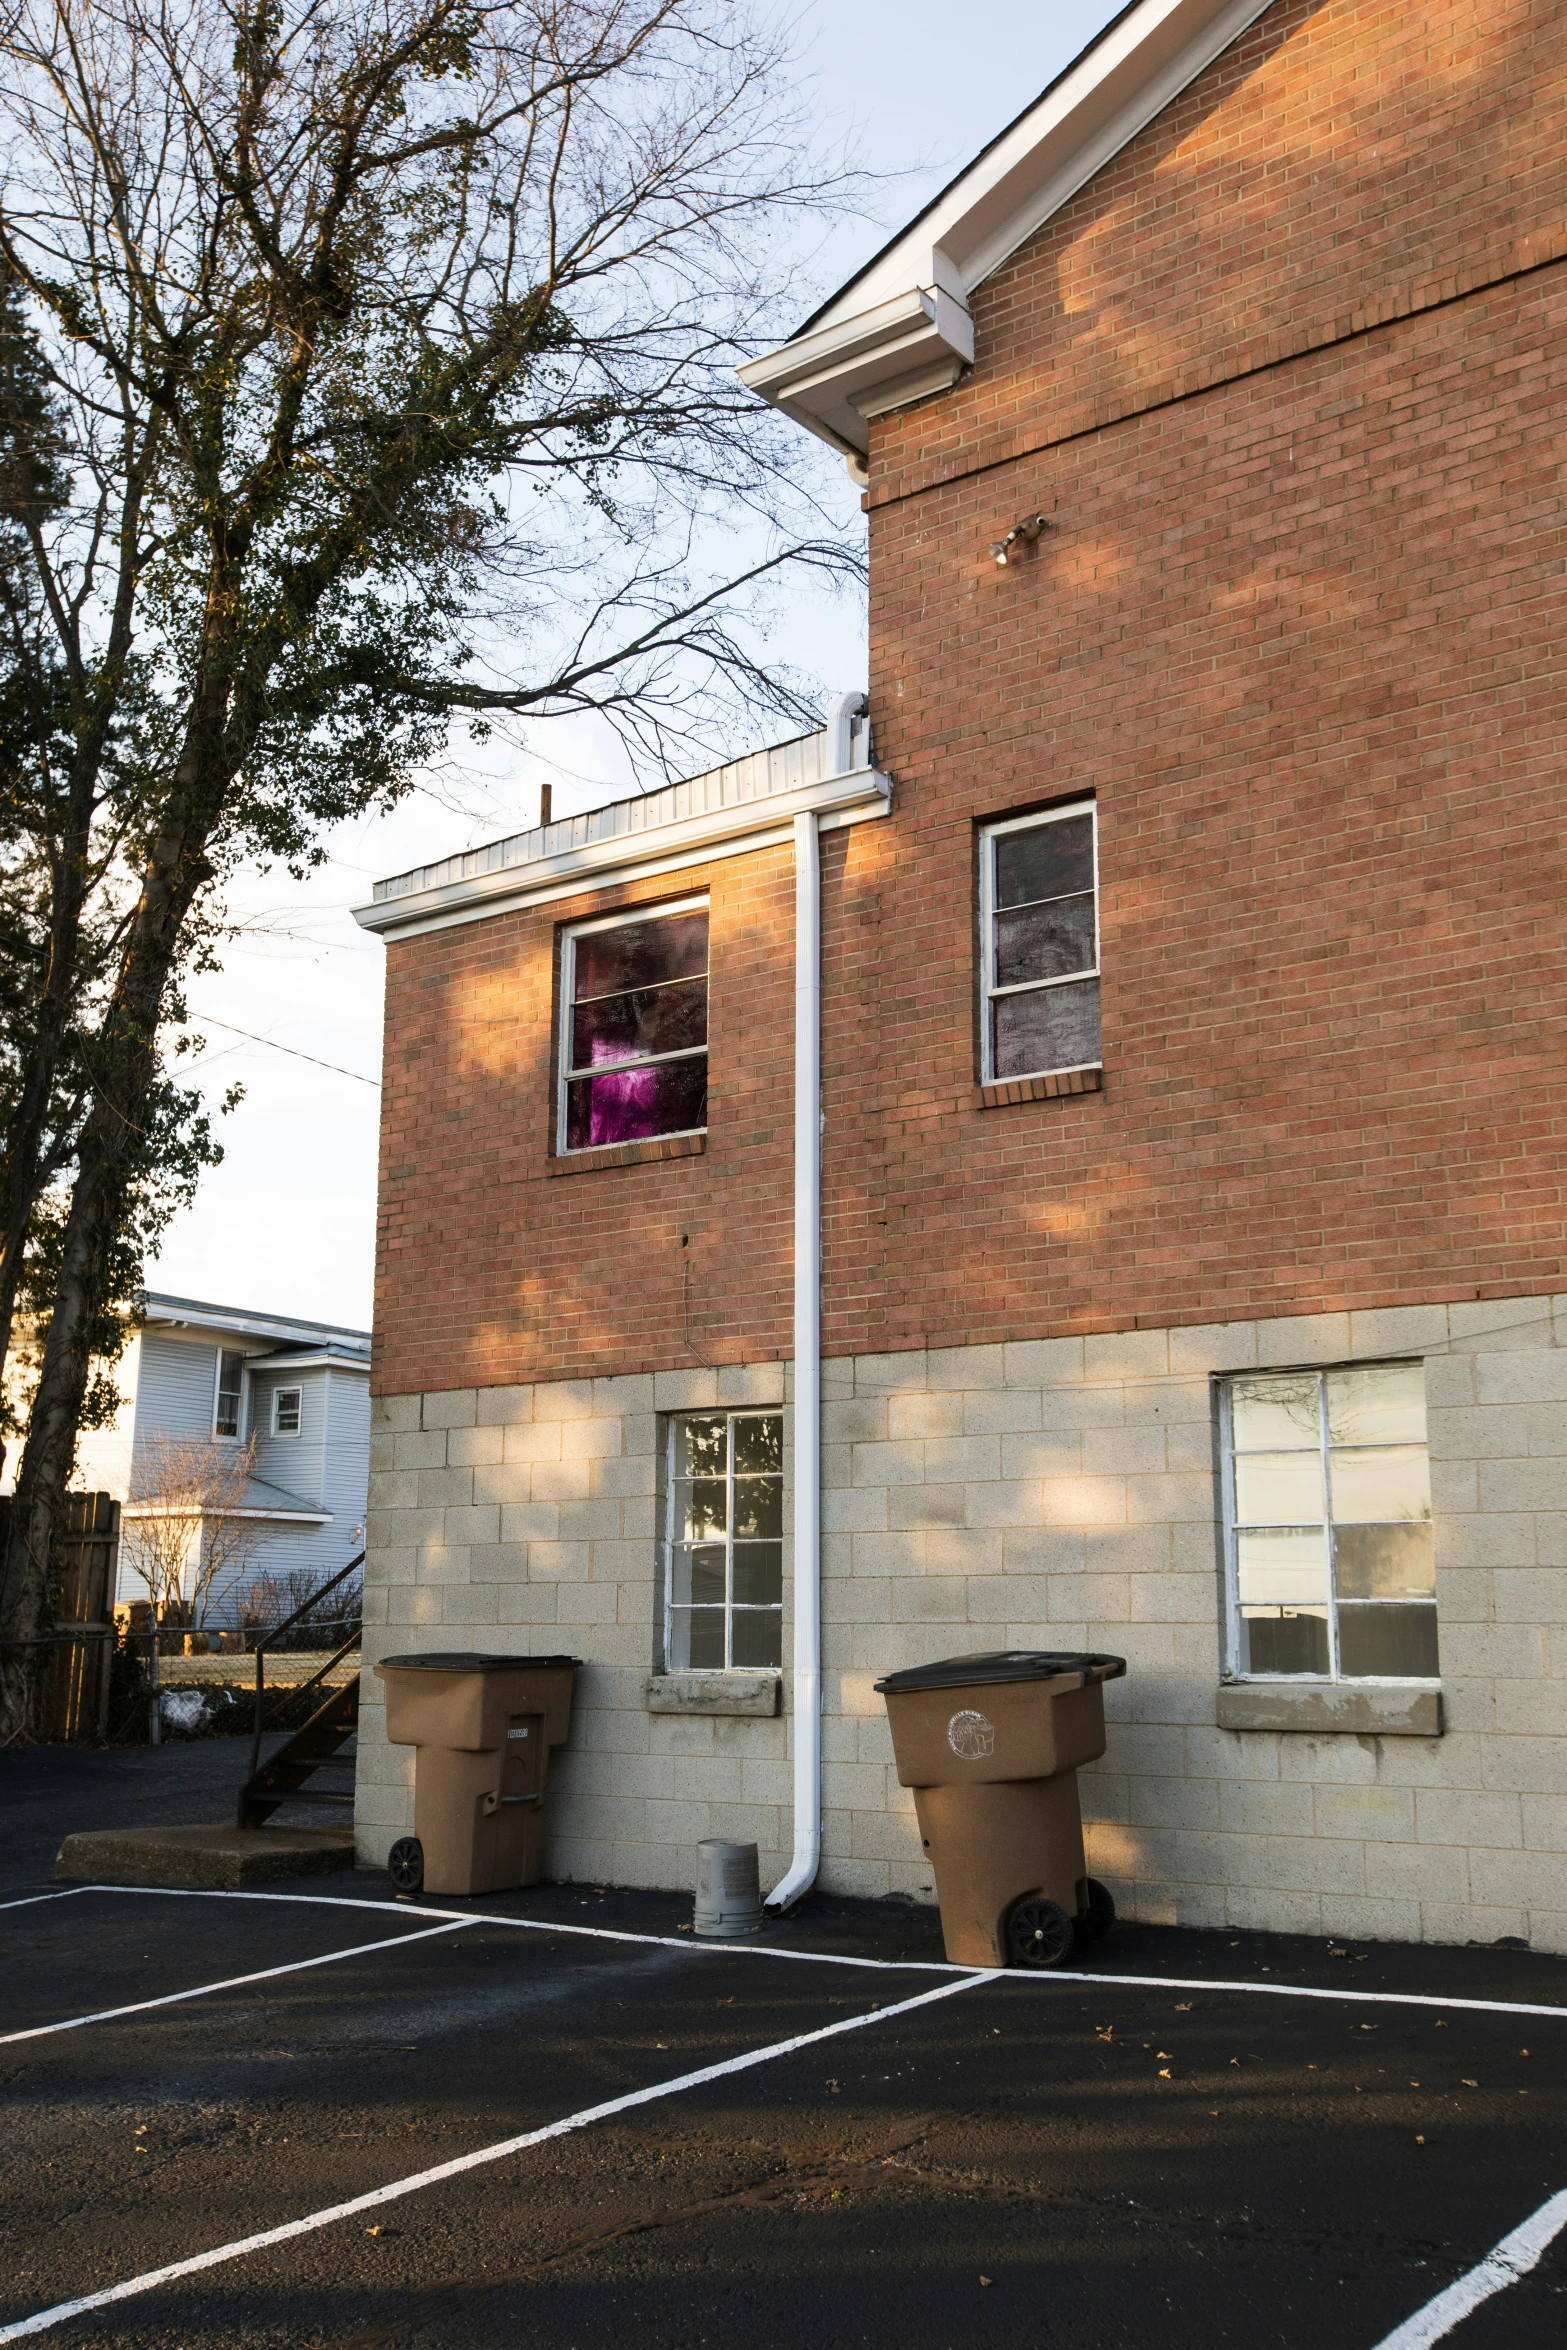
[246,1551,365,1791]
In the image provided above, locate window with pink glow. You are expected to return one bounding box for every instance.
[559,899,708,1151]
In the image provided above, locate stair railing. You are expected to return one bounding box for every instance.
[245,1552,366,1797]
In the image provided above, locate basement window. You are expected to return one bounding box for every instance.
[1220,1362,1438,1680]
[979,803,1101,1083]
[663,1411,783,1670]
[559,898,708,1151]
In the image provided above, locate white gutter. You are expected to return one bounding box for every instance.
[768,692,860,1911]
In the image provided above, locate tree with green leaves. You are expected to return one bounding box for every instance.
[0,0,860,1739]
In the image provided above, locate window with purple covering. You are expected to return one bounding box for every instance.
[559,898,709,1151]
[979,802,1101,1084]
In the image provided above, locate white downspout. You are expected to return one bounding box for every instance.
[768,691,866,1913]
[768,801,824,1912]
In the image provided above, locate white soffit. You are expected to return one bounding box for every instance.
[354,715,889,942]
[739,0,1277,457]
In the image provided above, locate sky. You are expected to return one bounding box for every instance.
[147,0,1125,1333]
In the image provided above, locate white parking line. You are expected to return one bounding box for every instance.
[1370,2185,1567,2347]
[0,1969,985,2342]
[0,1887,94,1914]
[0,1918,473,2044]
[68,1885,1567,2021]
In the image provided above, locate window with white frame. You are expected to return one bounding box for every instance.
[1221,1362,1437,1680]
[663,1410,783,1670]
[213,1350,245,1439]
[273,1386,302,1436]
[980,802,1101,1084]
[559,899,708,1152]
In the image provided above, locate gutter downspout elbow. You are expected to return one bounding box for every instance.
[767,802,824,1913]
[825,688,868,777]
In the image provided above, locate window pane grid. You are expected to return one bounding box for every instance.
[980,805,1102,1083]
[665,1411,783,1672]
[559,899,709,1152]
[1225,1363,1436,1682]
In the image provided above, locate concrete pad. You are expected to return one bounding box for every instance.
[55,1824,355,1888]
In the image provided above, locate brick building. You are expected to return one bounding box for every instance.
[352,0,1567,1951]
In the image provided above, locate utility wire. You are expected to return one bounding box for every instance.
[185,1016,381,1088]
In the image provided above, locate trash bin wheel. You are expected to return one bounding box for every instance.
[388,1837,424,1894]
[1006,1894,1075,1970]
[1076,1877,1115,1944]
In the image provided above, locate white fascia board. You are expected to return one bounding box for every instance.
[122,1502,333,1526]
[742,0,1275,447]
[243,1350,370,1374]
[353,764,892,944]
[737,287,973,457]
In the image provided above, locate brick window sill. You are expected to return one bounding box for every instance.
[1217,1681,1443,1737]
[548,1131,706,1178]
[974,1067,1103,1111]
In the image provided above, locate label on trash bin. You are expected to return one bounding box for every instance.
[947,1709,996,1760]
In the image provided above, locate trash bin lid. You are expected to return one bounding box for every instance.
[378,1652,582,1672]
[874,1648,1125,1694]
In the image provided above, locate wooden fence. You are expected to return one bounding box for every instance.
[0,1491,121,1742]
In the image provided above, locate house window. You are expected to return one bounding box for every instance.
[664,1411,783,1670]
[214,1350,245,1439]
[273,1386,302,1436]
[979,802,1100,1082]
[559,899,708,1151]
[1221,1362,1437,1680]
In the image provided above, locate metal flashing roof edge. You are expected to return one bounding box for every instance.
[353,761,891,943]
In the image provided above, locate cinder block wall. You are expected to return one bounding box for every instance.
[358,1297,1567,1954]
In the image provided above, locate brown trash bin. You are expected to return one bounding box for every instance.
[875,1649,1126,1970]
[375,1652,581,1897]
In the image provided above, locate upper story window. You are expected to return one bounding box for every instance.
[1221,1362,1437,1681]
[273,1386,302,1436]
[213,1350,245,1439]
[664,1410,783,1670]
[979,803,1100,1083]
[559,899,708,1152]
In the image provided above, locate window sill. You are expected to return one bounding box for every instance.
[645,1671,780,1718]
[1217,1682,1443,1738]
[549,1132,706,1177]
[974,1067,1102,1111]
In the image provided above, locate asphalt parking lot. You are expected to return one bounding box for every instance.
[3,1771,1565,2348]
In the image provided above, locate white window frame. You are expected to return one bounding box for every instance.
[661,1408,784,1674]
[211,1349,246,1442]
[1218,1360,1439,1685]
[979,800,1101,1085]
[557,894,710,1155]
[273,1385,303,1437]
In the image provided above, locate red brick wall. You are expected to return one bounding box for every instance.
[372,0,1567,1395]
[374,847,808,1396]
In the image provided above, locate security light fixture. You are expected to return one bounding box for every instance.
[991,513,1050,565]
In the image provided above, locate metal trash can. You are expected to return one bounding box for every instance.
[375,1652,580,1897]
[875,1649,1126,1969]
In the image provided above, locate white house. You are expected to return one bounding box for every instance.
[73,1291,371,1623]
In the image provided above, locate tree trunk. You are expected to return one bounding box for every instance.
[0,806,207,1740]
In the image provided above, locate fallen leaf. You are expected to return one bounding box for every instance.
[366,2227,382,2237]
[1174,2002,1192,2011]
[1461,2079,1479,2088]
[980,2277,992,2287]
[1415,2135,1425,2146]
[1158,2068,1172,2079]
